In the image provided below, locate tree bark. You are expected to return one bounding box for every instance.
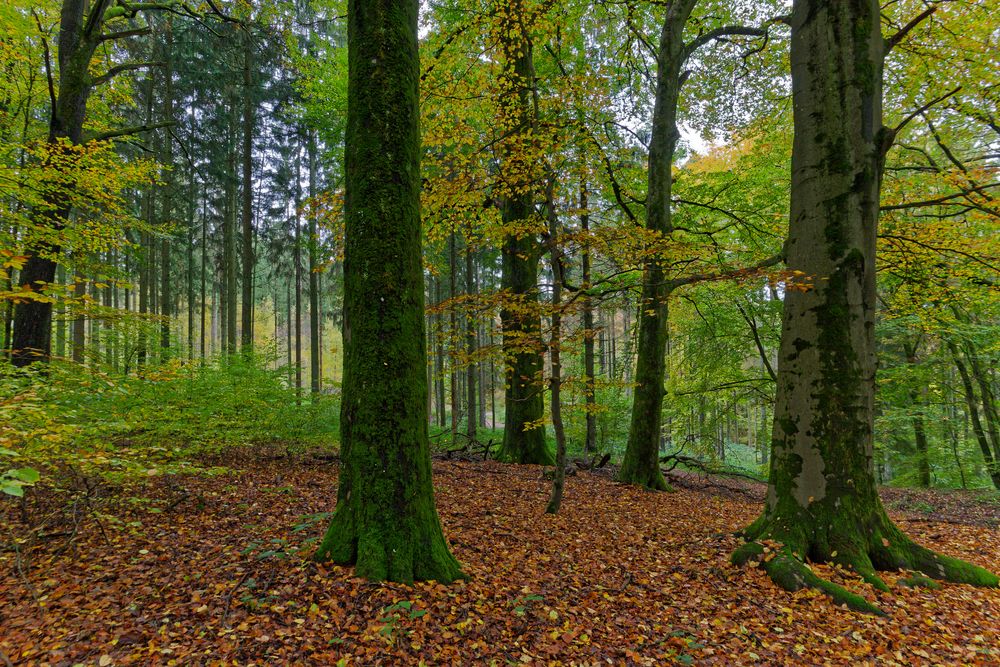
[732,0,997,612]
[308,130,321,393]
[619,0,697,491]
[314,0,463,583]
[240,29,256,355]
[496,0,552,465]
[580,181,597,454]
[465,242,477,442]
[11,0,115,366]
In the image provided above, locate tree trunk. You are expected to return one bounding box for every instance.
[308,131,320,393]
[465,242,477,442]
[948,340,1000,489]
[314,0,463,583]
[581,181,597,454]
[294,154,303,397]
[240,30,256,356]
[11,0,115,366]
[619,0,695,491]
[545,184,568,514]
[160,20,174,356]
[496,0,551,465]
[732,0,997,612]
[449,233,459,445]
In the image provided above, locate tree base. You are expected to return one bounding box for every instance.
[314,500,465,585]
[616,464,675,492]
[732,511,998,614]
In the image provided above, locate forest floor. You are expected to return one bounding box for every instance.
[1,449,998,666]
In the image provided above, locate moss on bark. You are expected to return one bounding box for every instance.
[733,0,997,612]
[313,0,462,584]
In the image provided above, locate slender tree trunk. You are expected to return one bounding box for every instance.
[71,271,85,363]
[159,19,174,356]
[308,131,321,392]
[545,185,567,514]
[434,276,446,427]
[294,155,303,397]
[948,340,1000,489]
[580,181,597,453]
[449,233,459,445]
[54,264,66,358]
[465,244,477,441]
[240,30,256,356]
[733,0,997,612]
[619,1,697,491]
[314,0,463,583]
[199,192,207,361]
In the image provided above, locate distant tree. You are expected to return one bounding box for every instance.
[732,0,997,613]
[313,0,463,583]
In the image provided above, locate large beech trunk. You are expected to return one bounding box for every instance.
[733,0,996,613]
[314,0,462,583]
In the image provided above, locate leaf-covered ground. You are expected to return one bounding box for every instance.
[2,454,998,665]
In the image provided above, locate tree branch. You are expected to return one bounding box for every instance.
[92,61,164,87]
[92,120,175,142]
[892,86,960,135]
[885,5,936,53]
[100,27,152,41]
[683,25,769,60]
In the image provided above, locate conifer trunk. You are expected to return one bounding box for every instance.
[314,0,463,583]
[732,0,997,612]
[240,30,256,356]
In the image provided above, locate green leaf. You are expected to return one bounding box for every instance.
[2,482,24,497]
[12,467,40,483]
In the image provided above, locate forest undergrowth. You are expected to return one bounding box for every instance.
[2,449,997,665]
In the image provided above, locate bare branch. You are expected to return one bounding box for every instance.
[885,5,936,53]
[100,27,152,42]
[92,120,175,142]
[892,86,960,135]
[92,61,164,87]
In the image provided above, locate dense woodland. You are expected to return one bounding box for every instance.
[1,0,999,663]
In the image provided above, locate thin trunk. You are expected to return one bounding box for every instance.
[449,233,459,445]
[308,131,321,392]
[545,183,567,514]
[465,243,477,441]
[240,30,256,356]
[581,181,597,453]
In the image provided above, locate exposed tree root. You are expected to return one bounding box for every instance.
[732,515,998,615]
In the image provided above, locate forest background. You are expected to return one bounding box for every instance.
[0,0,999,662]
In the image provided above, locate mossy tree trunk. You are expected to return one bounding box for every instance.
[314,0,463,584]
[732,0,997,613]
[496,0,553,466]
[618,0,696,491]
